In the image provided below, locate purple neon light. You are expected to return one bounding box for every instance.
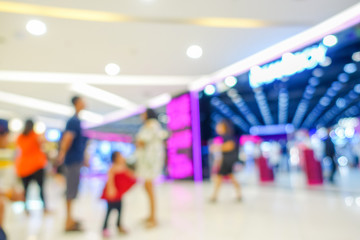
[190,91,203,181]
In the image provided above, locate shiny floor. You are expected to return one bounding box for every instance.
[4,172,360,240]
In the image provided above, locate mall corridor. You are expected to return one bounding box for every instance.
[1,1,360,239]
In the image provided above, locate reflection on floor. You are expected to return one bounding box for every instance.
[4,171,360,240]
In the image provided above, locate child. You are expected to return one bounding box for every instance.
[101,151,136,237]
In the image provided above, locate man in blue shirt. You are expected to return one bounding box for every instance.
[58,96,88,232]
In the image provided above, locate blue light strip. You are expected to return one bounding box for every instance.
[333,104,360,125]
[250,124,295,136]
[302,79,344,128]
[254,89,274,125]
[278,88,289,124]
[227,89,261,126]
[292,78,319,128]
[211,97,249,132]
[317,89,360,126]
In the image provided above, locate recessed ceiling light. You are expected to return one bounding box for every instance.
[344,63,357,74]
[204,85,215,96]
[322,35,338,47]
[338,73,349,83]
[312,68,324,78]
[46,129,61,142]
[308,77,319,86]
[354,84,360,94]
[9,118,23,132]
[336,98,346,109]
[319,56,332,67]
[105,63,121,76]
[187,45,203,59]
[319,97,331,107]
[34,121,46,134]
[26,20,47,36]
[352,51,360,62]
[224,76,237,87]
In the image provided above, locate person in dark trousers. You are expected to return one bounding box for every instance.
[325,129,337,183]
[15,119,48,214]
[57,96,88,232]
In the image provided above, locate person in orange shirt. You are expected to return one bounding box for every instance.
[16,119,48,214]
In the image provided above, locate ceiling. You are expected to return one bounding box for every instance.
[200,24,360,140]
[0,0,359,131]
[0,0,358,75]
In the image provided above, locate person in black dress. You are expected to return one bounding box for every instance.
[324,128,337,183]
[210,120,242,202]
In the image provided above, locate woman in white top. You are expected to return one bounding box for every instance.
[136,109,166,228]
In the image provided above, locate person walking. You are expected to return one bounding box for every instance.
[15,119,48,214]
[324,129,337,183]
[57,96,88,232]
[136,109,166,228]
[210,120,242,202]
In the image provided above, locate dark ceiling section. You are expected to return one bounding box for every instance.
[200,24,360,140]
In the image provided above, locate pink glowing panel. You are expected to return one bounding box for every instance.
[213,136,224,145]
[167,93,194,179]
[239,135,262,145]
[167,94,191,130]
[167,153,194,179]
[167,130,192,149]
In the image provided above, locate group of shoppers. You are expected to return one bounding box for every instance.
[1,96,166,237]
[1,95,242,238]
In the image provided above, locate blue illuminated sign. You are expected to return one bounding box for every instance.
[249,44,328,88]
[45,129,61,142]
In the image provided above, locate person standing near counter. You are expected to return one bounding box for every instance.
[57,96,88,232]
[324,129,337,183]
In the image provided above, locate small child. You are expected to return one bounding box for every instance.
[101,151,136,238]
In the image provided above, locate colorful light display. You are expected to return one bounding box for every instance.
[167,94,194,179]
[249,44,328,88]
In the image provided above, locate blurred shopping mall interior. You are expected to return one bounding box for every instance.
[0,0,360,239]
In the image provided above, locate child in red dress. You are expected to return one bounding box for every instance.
[101,151,136,237]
